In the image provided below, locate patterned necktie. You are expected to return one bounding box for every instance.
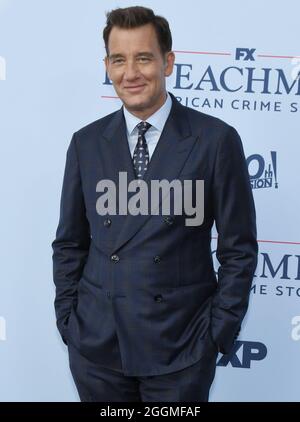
[133,121,151,179]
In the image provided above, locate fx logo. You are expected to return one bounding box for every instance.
[217,341,267,368]
[235,48,256,61]
[0,56,6,80]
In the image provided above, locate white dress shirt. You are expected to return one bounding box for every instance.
[123,92,172,160]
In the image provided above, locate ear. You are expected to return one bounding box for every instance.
[104,56,110,78]
[164,51,175,77]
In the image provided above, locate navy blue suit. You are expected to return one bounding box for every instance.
[52,93,257,393]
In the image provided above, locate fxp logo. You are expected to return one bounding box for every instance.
[236,48,256,61]
[217,341,267,368]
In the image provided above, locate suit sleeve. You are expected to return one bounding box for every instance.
[52,133,91,344]
[211,125,258,354]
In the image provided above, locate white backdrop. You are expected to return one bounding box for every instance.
[0,0,299,401]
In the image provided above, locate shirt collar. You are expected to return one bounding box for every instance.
[123,91,172,136]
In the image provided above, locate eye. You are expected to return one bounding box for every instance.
[138,56,151,63]
[111,58,125,64]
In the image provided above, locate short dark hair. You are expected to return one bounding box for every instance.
[103,6,172,56]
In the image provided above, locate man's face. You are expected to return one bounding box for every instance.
[105,23,175,119]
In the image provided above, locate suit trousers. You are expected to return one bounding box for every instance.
[67,343,218,402]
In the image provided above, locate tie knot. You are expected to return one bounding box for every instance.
[136,121,151,134]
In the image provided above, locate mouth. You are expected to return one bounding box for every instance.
[124,85,146,93]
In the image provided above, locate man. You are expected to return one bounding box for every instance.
[52,6,258,402]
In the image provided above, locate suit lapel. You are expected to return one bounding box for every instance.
[101,109,135,185]
[143,96,193,183]
[111,94,200,253]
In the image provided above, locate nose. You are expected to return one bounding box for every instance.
[124,60,140,81]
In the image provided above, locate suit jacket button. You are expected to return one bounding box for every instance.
[164,216,174,226]
[111,254,120,263]
[104,218,112,227]
[154,294,163,303]
[153,255,161,264]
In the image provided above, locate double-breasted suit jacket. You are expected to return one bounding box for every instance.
[52,93,258,376]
